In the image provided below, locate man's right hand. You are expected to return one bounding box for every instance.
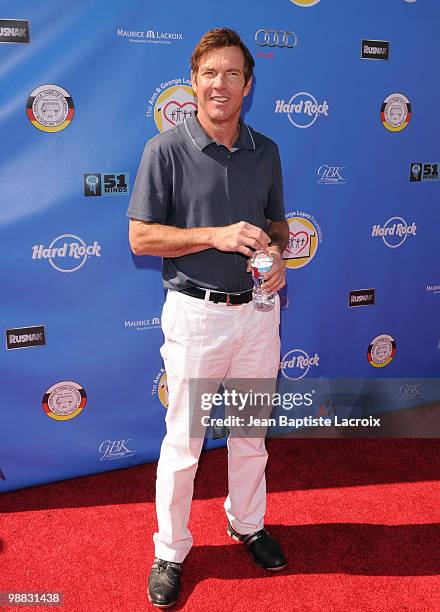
[211,221,270,257]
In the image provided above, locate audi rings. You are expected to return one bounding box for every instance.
[255,29,298,48]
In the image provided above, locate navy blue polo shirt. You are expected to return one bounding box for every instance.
[127,112,285,293]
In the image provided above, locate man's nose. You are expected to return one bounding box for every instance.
[212,72,227,89]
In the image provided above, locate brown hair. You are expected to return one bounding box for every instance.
[191,28,255,85]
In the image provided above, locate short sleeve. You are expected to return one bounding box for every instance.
[265,144,286,222]
[126,143,172,223]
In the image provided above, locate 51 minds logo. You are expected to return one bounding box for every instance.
[84,172,130,196]
[283,211,323,269]
[146,78,196,132]
[32,234,102,272]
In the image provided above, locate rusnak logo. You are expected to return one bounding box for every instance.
[275,92,329,128]
[348,289,375,308]
[32,234,102,272]
[84,173,130,196]
[371,217,416,248]
[361,40,389,60]
[410,163,439,182]
[6,325,46,350]
[0,19,29,43]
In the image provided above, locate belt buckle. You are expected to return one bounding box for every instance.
[226,293,239,307]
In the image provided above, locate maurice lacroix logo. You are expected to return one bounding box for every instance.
[371,217,416,248]
[0,19,29,43]
[349,289,375,308]
[6,325,46,350]
[275,92,329,128]
[124,317,161,331]
[410,163,439,182]
[84,173,130,196]
[317,165,346,184]
[32,234,102,272]
[361,40,389,60]
[116,27,183,44]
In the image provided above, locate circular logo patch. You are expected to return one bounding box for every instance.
[283,213,322,269]
[381,93,411,132]
[42,381,87,420]
[154,85,197,133]
[26,85,74,132]
[367,334,396,368]
[291,0,320,6]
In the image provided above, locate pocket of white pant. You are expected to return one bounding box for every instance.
[161,293,182,341]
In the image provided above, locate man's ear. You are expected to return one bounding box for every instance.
[191,71,198,95]
[244,75,253,98]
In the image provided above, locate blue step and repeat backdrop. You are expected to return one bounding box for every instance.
[1,0,439,492]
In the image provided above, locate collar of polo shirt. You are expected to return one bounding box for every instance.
[185,111,256,152]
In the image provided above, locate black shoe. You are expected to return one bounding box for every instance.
[227,523,287,571]
[148,558,182,608]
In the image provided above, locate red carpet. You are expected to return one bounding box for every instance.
[1,439,440,611]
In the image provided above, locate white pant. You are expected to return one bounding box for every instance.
[153,289,280,563]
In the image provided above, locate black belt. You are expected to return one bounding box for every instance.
[180,287,253,305]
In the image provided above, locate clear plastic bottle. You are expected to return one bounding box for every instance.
[250,249,275,311]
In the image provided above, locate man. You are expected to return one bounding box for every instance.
[128,28,289,608]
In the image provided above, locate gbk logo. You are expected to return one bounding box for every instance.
[399,384,421,401]
[99,439,135,461]
[255,29,297,48]
[84,172,130,197]
[317,165,347,184]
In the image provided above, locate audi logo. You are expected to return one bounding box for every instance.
[255,29,298,48]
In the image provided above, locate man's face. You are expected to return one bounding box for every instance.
[191,46,252,125]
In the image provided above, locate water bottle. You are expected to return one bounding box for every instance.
[250,249,275,311]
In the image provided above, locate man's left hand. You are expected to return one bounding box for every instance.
[247,251,286,292]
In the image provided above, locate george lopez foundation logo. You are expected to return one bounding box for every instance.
[152,368,168,408]
[32,234,102,272]
[146,79,196,132]
[6,325,46,349]
[283,211,323,269]
[0,19,29,43]
[275,92,329,128]
[371,217,416,248]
